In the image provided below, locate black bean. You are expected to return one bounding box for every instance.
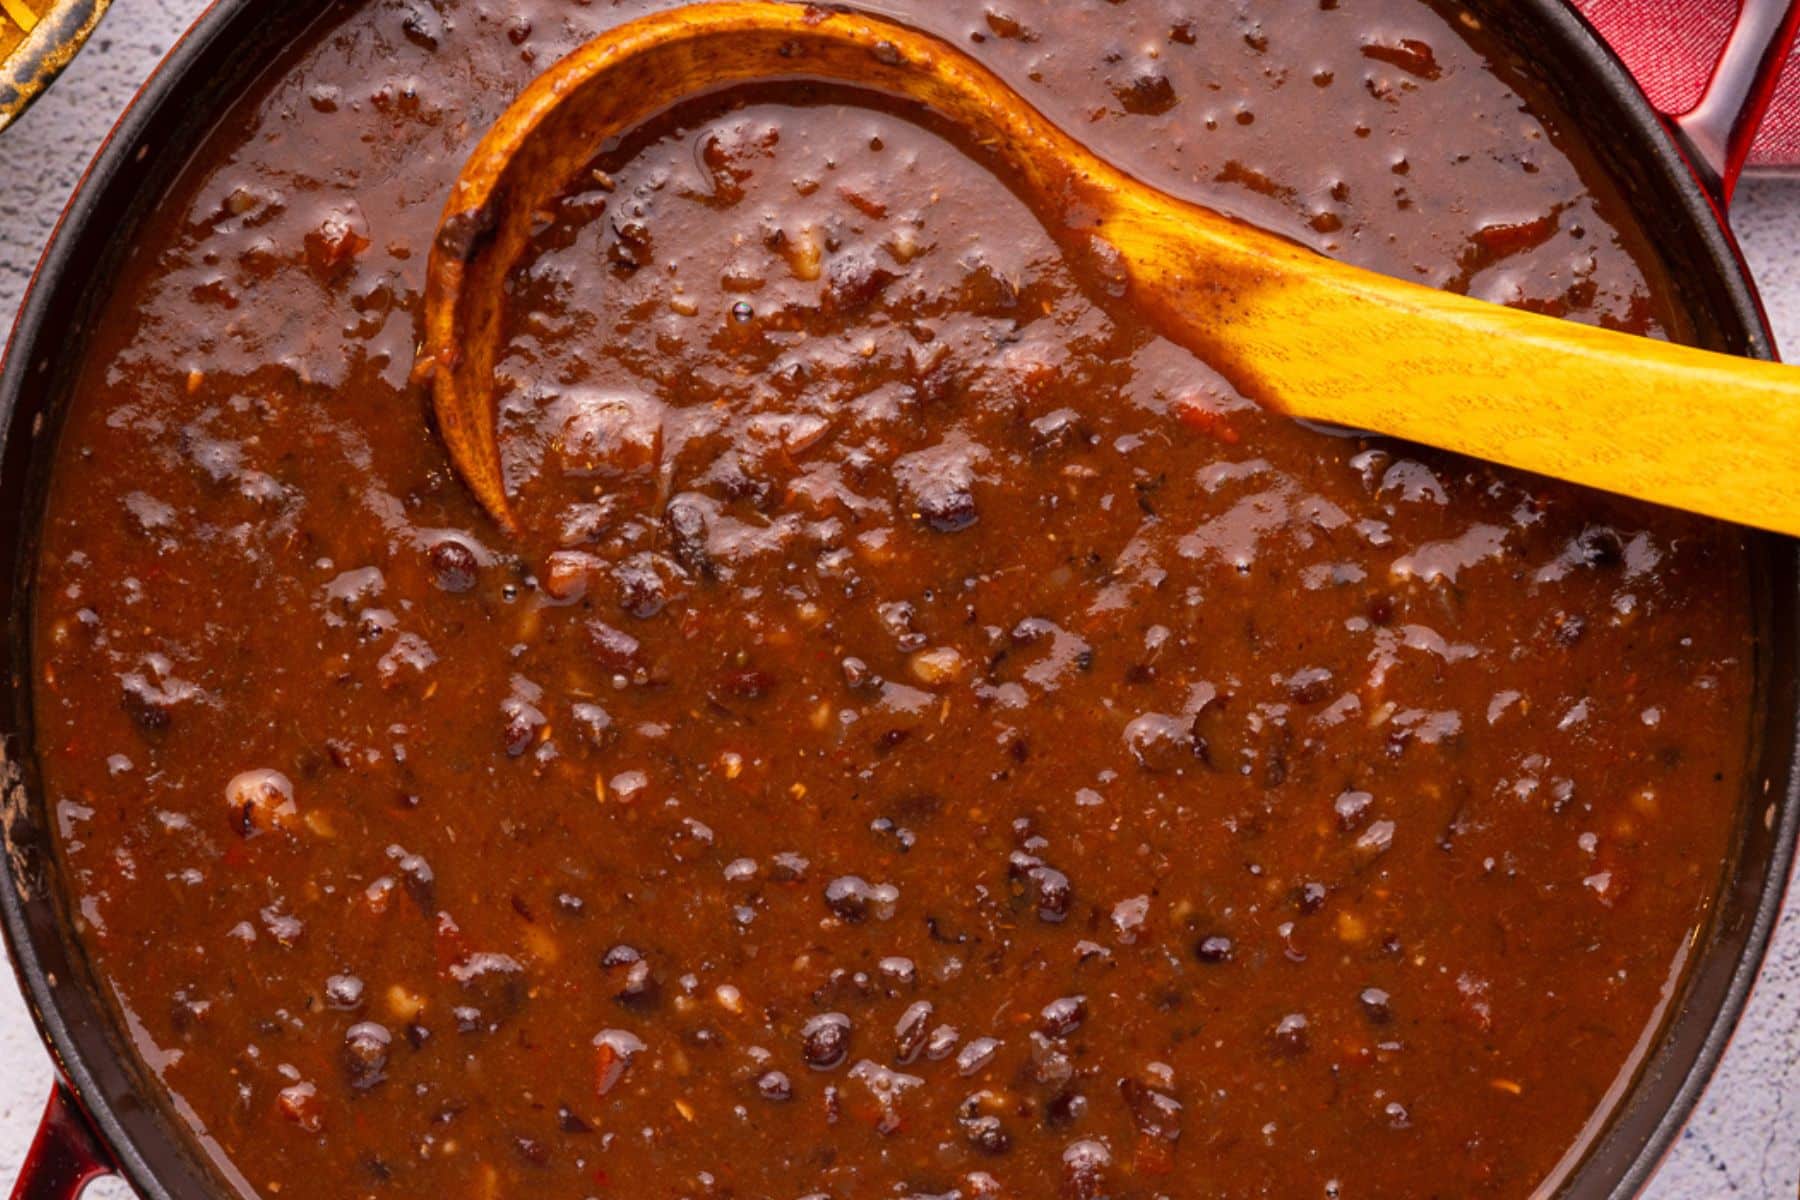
[893,1000,933,1064]
[609,217,653,272]
[869,816,915,853]
[712,452,774,507]
[556,1104,592,1133]
[324,974,365,1010]
[617,959,657,1008]
[1195,934,1233,964]
[343,1021,391,1090]
[168,987,211,1033]
[1284,667,1334,705]
[1038,995,1087,1039]
[876,728,912,755]
[963,1114,1012,1155]
[956,261,1020,315]
[1062,1138,1112,1199]
[1359,987,1392,1025]
[757,1070,793,1101]
[1334,789,1374,831]
[801,1012,853,1070]
[925,1024,961,1061]
[1122,712,1196,772]
[1575,525,1625,569]
[917,487,978,534]
[450,951,525,1024]
[1029,408,1081,452]
[500,693,546,757]
[355,608,395,643]
[823,875,874,922]
[427,539,479,593]
[1113,68,1177,115]
[585,621,643,673]
[1044,1090,1087,1127]
[879,600,919,642]
[664,496,714,580]
[386,845,436,914]
[1030,1032,1074,1087]
[1120,1077,1182,1141]
[614,557,668,619]
[956,1036,1001,1076]
[877,956,916,988]
[399,6,441,51]
[985,10,1032,38]
[513,1135,548,1166]
[1008,853,1074,924]
[1297,881,1329,914]
[120,683,172,734]
[1272,1012,1310,1056]
[1035,865,1072,922]
[602,945,659,1010]
[768,852,810,883]
[565,705,612,753]
[821,252,897,316]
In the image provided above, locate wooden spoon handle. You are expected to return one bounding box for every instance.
[1242,267,1800,535]
[1107,193,1800,535]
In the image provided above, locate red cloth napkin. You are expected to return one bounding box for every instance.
[1573,0,1800,166]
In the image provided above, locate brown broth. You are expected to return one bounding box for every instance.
[29,2,1752,1198]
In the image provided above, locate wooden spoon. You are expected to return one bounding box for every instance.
[419,1,1800,538]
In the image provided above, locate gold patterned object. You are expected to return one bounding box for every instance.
[1,0,41,37]
[0,0,111,134]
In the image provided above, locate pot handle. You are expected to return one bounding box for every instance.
[1666,0,1800,207]
[8,1084,113,1200]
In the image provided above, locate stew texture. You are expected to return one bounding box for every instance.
[30,1,1754,1198]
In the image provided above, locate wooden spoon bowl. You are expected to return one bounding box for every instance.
[419,1,1800,537]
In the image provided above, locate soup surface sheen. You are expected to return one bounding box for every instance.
[31,2,1754,1198]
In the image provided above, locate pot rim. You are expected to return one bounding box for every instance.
[0,3,1793,1198]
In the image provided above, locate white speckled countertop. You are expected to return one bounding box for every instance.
[0,2,1797,1195]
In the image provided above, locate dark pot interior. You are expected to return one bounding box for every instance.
[0,2,1793,1197]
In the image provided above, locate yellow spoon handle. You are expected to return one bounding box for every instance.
[421,1,1800,537]
[1109,191,1800,535]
